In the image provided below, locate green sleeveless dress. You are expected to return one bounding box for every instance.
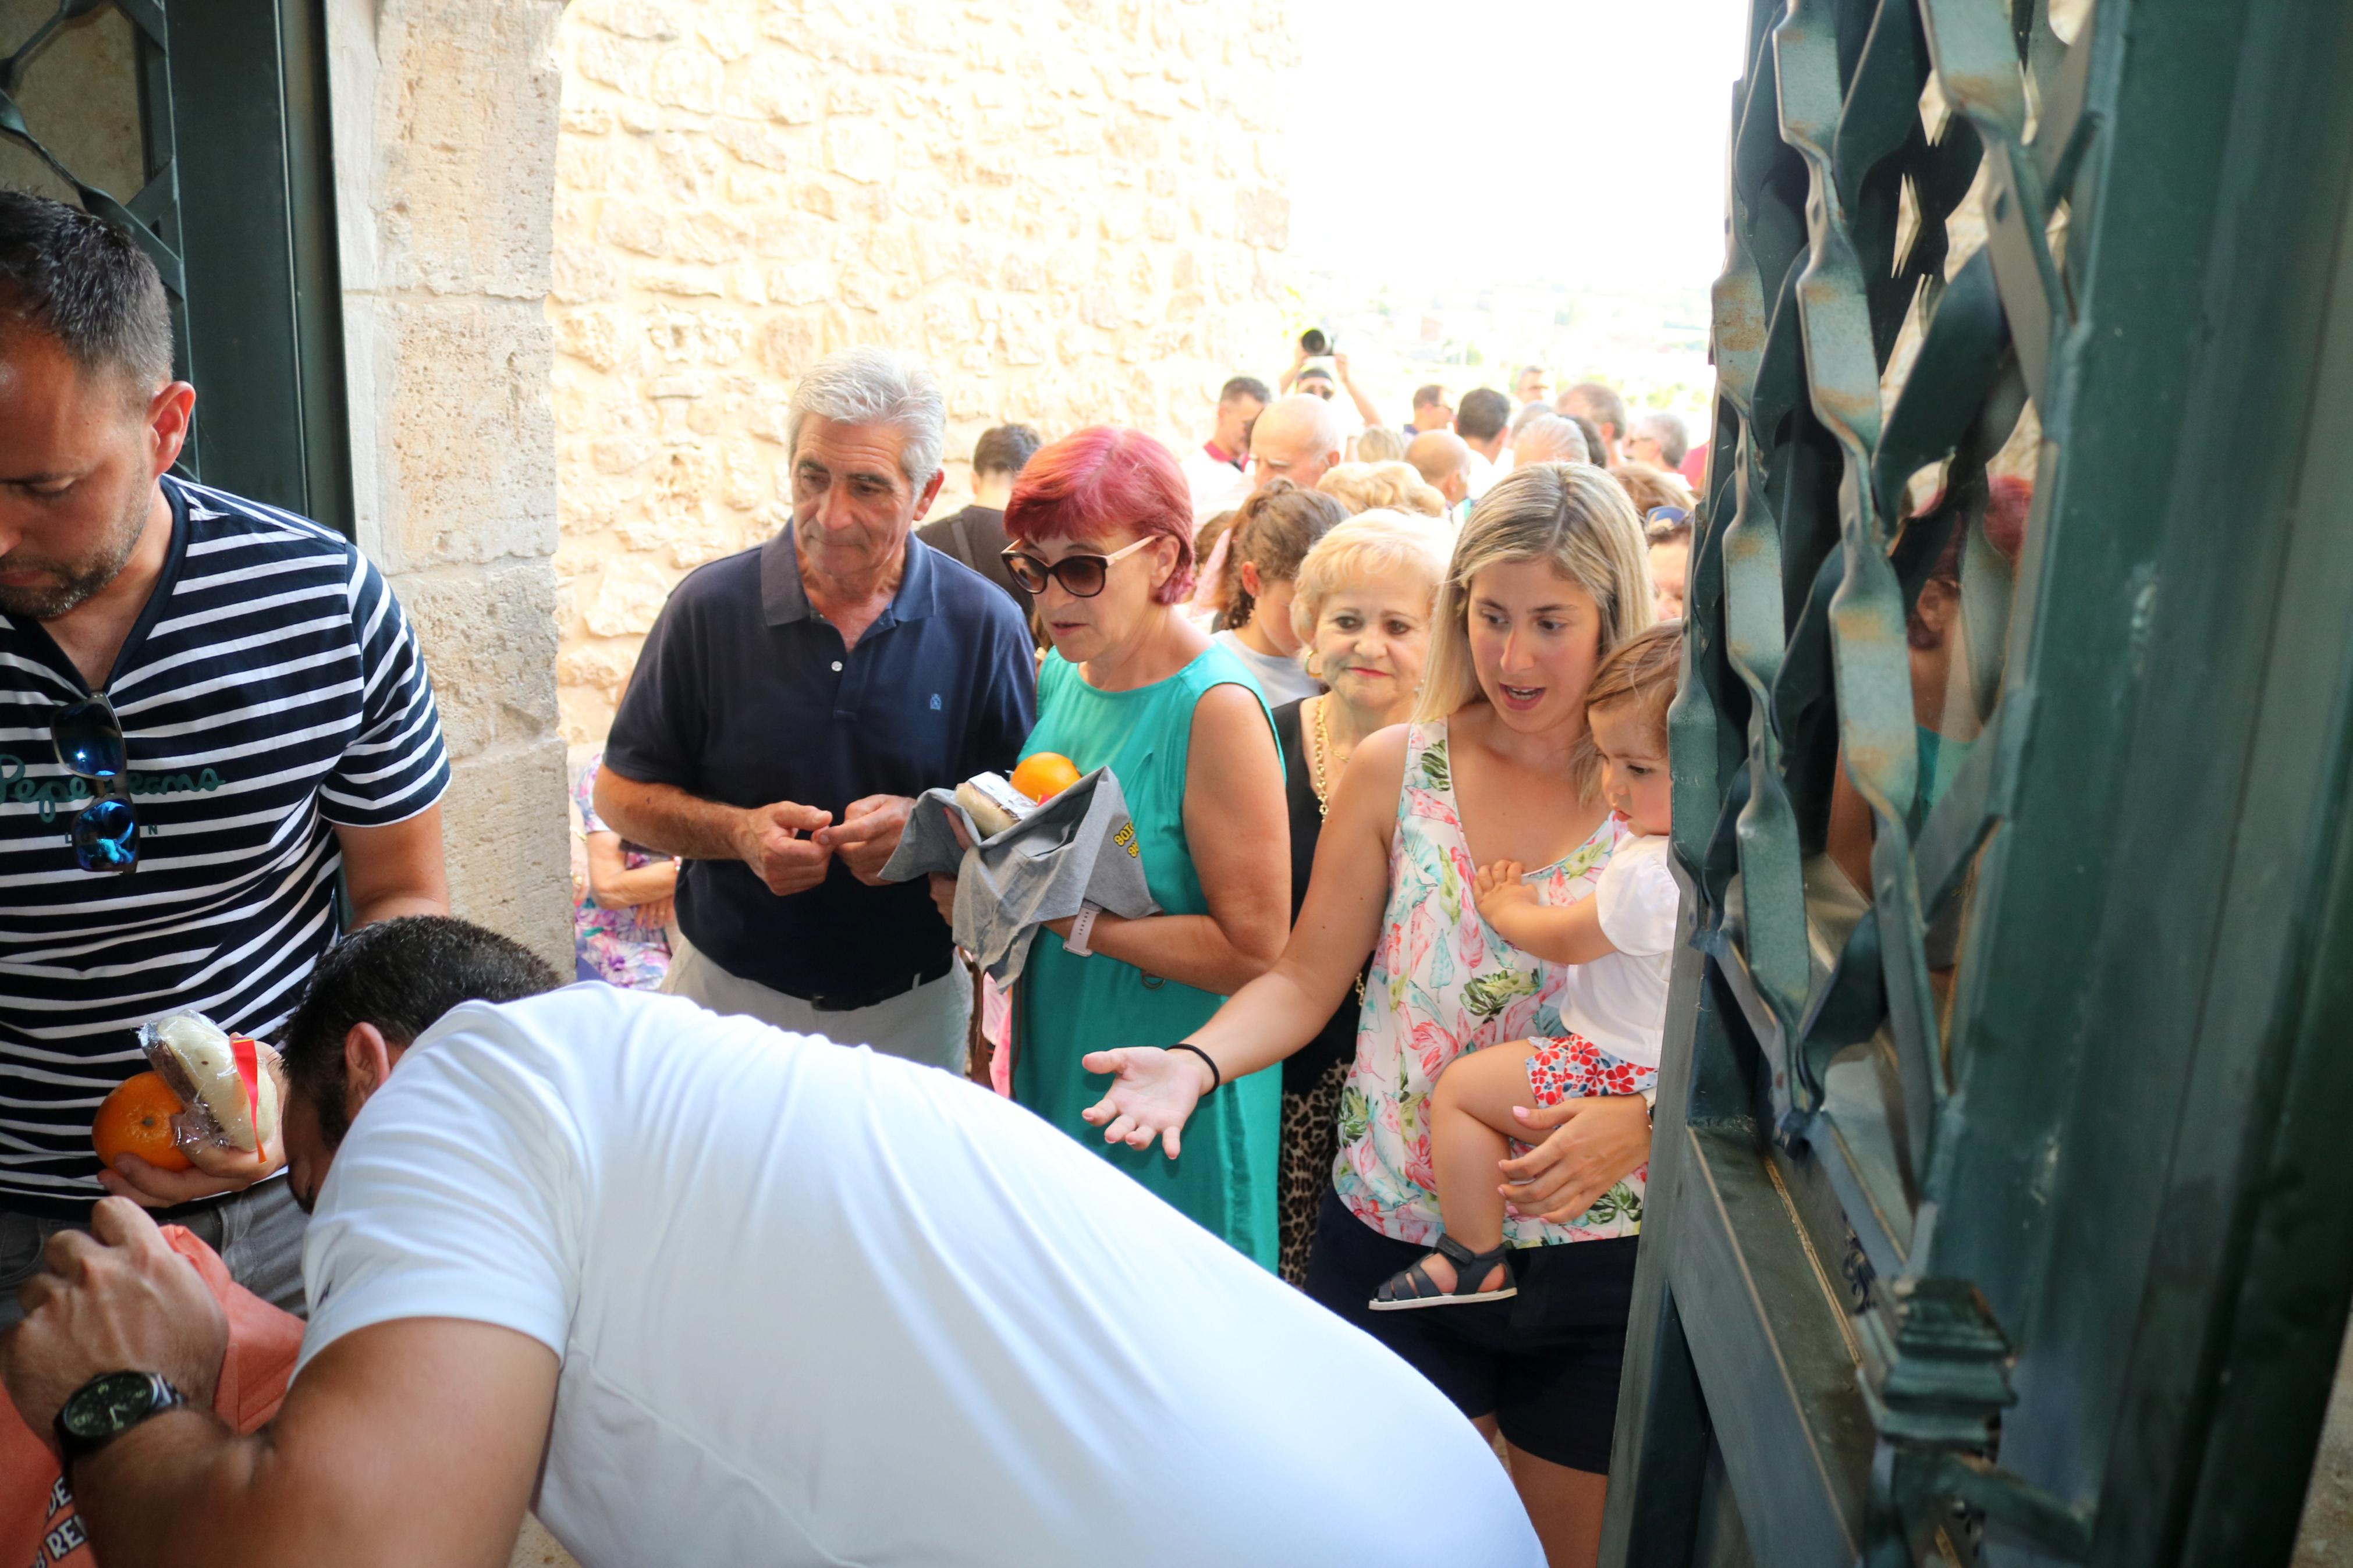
[1013,643,1283,1268]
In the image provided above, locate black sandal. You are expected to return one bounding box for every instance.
[1368,1233,1518,1311]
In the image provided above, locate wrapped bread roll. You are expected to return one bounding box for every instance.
[139,1011,281,1156]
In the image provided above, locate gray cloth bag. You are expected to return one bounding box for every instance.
[879,768,1159,986]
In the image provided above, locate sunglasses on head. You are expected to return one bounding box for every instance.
[51,696,138,874]
[1644,506,1691,541]
[1000,536,1156,599]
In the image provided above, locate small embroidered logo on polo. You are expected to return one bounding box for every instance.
[929,694,942,711]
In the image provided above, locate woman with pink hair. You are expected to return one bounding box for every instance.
[932,426,1291,1264]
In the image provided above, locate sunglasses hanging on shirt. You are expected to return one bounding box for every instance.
[51,696,139,874]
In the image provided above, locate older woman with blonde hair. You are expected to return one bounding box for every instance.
[1350,425,1408,464]
[1316,460,1449,520]
[1261,508,1453,1284]
[1080,464,1658,1565]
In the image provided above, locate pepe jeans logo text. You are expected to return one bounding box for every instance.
[0,753,226,823]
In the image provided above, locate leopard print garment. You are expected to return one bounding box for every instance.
[1277,1055,1353,1287]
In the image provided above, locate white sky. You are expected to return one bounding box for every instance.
[1284,0,1751,296]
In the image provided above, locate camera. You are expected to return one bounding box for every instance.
[1299,328,1330,356]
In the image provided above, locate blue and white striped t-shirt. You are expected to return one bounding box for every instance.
[0,475,450,1214]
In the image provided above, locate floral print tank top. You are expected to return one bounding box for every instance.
[1332,719,1638,1247]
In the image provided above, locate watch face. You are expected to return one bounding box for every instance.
[61,1372,159,1442]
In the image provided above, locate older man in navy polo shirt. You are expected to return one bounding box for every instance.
[595,348,1034,1068]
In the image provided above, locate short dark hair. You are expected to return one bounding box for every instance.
[1456,387,1513,443]
[1564,381,1629,438]
[0,189,172,392]
[972,422,1041,479]
[281,916,561,1147]
[1412,383,1450,411]
[1219,375,1270,406]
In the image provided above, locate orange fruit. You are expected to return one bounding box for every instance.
[1009,751,1083,803]
[93,1071,191,1172]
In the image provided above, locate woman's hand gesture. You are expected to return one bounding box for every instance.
[1078,1047,1212,1159]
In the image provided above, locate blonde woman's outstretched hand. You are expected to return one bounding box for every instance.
[1078,1046,1212,1159]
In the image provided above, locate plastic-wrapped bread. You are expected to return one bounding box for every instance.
[139,1011,281,1156]
[954,773,1035,840]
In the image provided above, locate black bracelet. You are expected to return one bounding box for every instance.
[1166,1041,1222,1094]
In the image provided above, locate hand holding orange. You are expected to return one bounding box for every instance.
[93,1071,192,1172]
[1009,752,1082,803]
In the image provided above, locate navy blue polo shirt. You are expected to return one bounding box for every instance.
[603,527,1035,998]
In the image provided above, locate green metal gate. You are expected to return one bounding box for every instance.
[1606,0,2353,1563]
[0,0,350,533]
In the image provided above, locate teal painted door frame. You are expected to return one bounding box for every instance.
[1,0,350,535]
[1606,0,2353,1563]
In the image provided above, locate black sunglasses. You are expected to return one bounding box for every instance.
[1000,536,1154,599]
[51,696,139,874]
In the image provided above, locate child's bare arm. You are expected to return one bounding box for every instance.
[1473,861,1620,965]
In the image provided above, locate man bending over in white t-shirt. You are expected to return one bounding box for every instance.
[1,918,1542,1568]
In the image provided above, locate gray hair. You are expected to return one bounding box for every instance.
[1513,414,1591,466]
[1637,410,1691,469]
[784,346,946,486]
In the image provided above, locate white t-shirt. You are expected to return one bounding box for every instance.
[1560,833,1680,1066]
[299,987,1538,1568]
[1213,627,1323,706]
[1179,442,1252,525]
[1464,447,1501,500]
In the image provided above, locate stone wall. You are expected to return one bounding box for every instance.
[547,0,1301,744]
[326,0,576,972]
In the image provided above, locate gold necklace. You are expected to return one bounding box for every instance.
[1307,695,1372,1007]
[1311,695,1336,817]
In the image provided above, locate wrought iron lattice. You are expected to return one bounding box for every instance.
[1672,0,2100,1558]
[0,0,190,458]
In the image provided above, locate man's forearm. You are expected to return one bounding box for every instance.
[75,1408,288,1568]
[594,773,746,862]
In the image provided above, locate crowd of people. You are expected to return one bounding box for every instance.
[0,186,1717,1568]
[546,342,1702,1560]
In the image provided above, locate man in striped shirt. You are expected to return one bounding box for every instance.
[0,193,451,1316]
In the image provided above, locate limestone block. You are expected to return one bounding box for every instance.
[546,0,1301,746]
[698,11,756,61]
[656,133,724,202]
[552,304,623,369]
[599,199,669,257]
[394,563,564,761]
[585,556,684,637]
[673,209,747,265]
[573,31,651,97]
[377,298,560,572]
[825,119,896,183]
[755,312,821,378]
[562,101,615,136]
[647,307,750,366]
[439,731,577,977]
[711,115,805,172]
[650,46,723,112]
[576,0,681,40]
[374,2,565,300]
[741,54,818,123]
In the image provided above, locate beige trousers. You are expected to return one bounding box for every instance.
[661,931,971,1073]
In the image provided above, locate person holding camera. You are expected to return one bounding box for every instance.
[1280,328,1383,431]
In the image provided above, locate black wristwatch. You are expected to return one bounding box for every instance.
[56,1370,186,1467]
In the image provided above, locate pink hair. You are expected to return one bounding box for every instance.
[1003,426,1197,605]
